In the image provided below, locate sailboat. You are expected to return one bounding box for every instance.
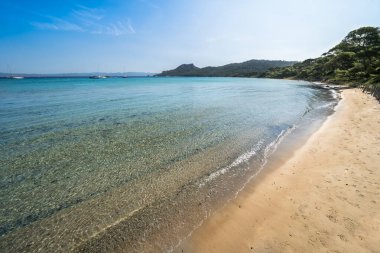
[89,66,108,79]
[121,66,128,78]
[7,65,24,79]
[89,75,107,79]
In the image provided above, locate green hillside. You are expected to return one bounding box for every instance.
[264,27,380,100]
[157,59,297,77]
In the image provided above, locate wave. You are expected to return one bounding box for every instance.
[198,140,264,187]
[199,124,296,188]
[315,101,337,110]
[330,89,339,100]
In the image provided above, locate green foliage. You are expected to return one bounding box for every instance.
[157,60,297,77]
[264,26,380,100]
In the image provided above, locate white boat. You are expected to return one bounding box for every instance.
[6,65,24,79]
[89,75,108,79]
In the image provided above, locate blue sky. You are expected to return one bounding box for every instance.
[0,0,379,74]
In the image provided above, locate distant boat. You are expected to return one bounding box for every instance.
[121,66,128,78]
[6,65,24,79]
[89,75,108,79]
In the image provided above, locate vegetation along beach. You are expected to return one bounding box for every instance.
[0,1,379,252]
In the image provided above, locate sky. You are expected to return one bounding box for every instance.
[0,0,379,74]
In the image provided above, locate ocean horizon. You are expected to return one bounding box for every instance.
[0,77,338,252]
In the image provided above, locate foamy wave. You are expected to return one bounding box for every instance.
[199,125,297,188]
[315,90,340,110]
[264,125,295,159]
[225,125,295,198]
[315,101,337,110]
[199,140,264,187]
[236,125,297,192]
[312,81,326,85]
[330,89,340,100]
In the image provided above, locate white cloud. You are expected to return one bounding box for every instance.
[73,5,105,21]
[31,17,84,32]
[126,19,136,34]
[31,22,59,30]
[91,19,136,36]
[31,6,135,36]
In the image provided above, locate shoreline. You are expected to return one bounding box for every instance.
[174,88,380,252]
[0,78,338,253]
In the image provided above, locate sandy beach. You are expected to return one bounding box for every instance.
[175,88,380,253]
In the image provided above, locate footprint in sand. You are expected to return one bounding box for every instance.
[326,208,338,223]
[343,217,358,235]
[298,204,308,214]
[337,234,348,242]
[290,212,299,220]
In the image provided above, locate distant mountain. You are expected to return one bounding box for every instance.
[0,72,155,78]
[156,59,297,77]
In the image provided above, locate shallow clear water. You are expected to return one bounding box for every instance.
[0,77,337,252]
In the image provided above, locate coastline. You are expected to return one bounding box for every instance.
[174,88,380,252]
[2,78,337,253]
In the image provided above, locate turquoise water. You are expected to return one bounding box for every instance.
[0,77,337,252]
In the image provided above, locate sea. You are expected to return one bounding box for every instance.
[0,77,338,252]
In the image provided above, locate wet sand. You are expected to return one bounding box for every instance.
[175,89,380,253]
